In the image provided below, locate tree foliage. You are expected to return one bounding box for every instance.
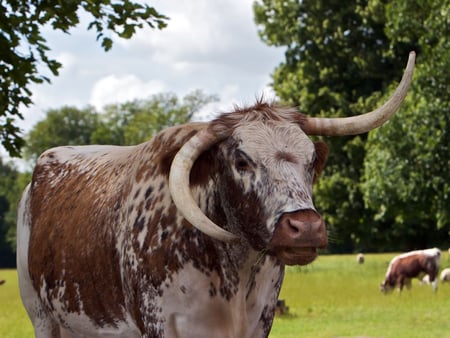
[23,106,100,162]
[362,0,450,248]
[254,0,450,251]
[0,159,29,267]
[0,159,17,266]
[92,90,218,145]
[254,0,409,114]
[23,90,218,161]
[0,0,168,157]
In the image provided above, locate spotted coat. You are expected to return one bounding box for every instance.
[17,102,328,338]
[380,248,441,293]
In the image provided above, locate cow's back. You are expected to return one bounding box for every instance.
[391,249,440,278]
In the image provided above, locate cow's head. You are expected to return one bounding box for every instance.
[380,279,395,293]
[169,52,415,266]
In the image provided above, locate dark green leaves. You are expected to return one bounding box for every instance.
[0,0,168,157]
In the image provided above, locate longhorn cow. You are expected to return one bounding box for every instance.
[17,52,415,337]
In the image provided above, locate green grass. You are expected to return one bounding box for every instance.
[2,254,450,337]
[271,253,450,338]
[0,269,33,338]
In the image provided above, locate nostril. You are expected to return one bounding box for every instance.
[285,219,304,237]
[288,221,301,234]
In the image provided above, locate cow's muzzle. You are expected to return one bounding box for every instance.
[268,209,327,266]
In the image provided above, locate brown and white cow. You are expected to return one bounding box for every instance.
[17,52,415,338]
[380,247,441,293]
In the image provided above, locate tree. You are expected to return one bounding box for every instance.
[23,106,100,162]
[0,0,168,157]
[254,0,450,251]
[92,90,218,145]
[362,0,450,249]
[0,159,16,267]
[0,159,29,267]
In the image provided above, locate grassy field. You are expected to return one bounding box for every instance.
[2,253,450,337]
[0,269,34,338]
[271,253,450,338]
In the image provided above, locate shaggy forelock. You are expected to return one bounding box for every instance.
[209,101,307,138]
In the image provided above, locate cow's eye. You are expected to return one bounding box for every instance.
[234,150,253,172]
[236,159,249,170]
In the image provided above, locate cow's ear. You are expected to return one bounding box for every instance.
[190,146,218,186]
[313,141,328,183]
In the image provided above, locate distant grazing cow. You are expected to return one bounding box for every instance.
[17,52,415,338]
[356,253,365,264]
[380,248,441,293]
[440,268,450,282]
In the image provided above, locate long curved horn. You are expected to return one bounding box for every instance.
[303,51,416,136]
[169,129,239,242]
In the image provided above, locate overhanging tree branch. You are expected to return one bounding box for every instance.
[0,0,168,157]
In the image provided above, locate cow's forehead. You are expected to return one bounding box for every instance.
[232,121,315,161]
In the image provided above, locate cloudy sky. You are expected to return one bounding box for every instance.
[21,0,285,132]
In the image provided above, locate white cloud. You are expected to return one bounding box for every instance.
[56,52,77,73]
[115,0,278,74]
[119,1,248,56]
[90,75,166,110]
[16,0,284,135]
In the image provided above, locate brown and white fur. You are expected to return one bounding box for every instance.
[17,103,329,338]
[380,248,441,293]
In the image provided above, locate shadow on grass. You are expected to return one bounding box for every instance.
[275,311,299,319]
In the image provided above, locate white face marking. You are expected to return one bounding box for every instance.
[230,121,317,230]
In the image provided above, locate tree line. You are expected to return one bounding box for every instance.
[1,0,449,266]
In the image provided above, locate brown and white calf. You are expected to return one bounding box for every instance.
[380,248,441,293]
[17,52,414,338]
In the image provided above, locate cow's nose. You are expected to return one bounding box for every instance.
[274,209,327,248]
